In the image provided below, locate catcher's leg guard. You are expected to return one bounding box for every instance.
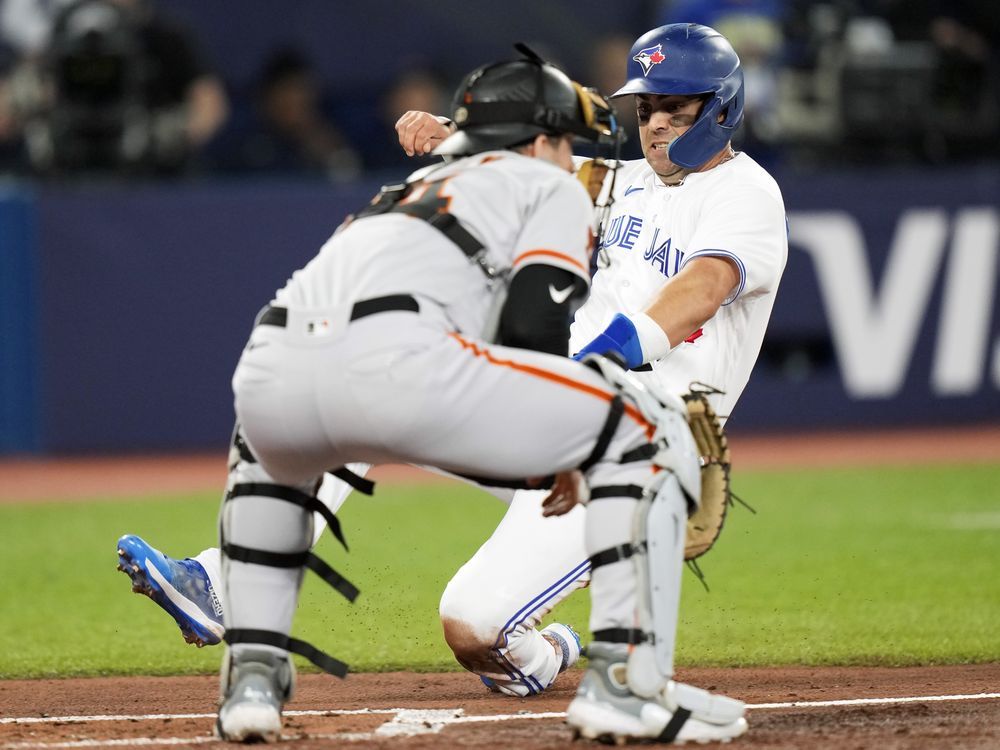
[626,470,687,698]
[219,451,358,681]
[576,354,703,694]
[584,468,688,699]
[220,460,314,639]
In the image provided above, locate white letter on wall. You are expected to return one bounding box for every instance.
[790,210,948,398]
[932,208,999,395]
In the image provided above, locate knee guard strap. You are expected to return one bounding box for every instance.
[225,628,348,678]
[228,482,349,551]
[222,481,358,678]
[222,543,359,603]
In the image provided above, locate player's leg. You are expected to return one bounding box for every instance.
[215,318,376,741]
[565,356,747,744]
[214,453,322,742]
[439,488,589,696]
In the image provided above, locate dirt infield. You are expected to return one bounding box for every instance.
[2,665,999,748]
[3,428,998,747]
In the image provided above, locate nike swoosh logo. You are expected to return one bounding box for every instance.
[624,186,644,196]
[549,284,575,304]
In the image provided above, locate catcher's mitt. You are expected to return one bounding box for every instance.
[682,388,732,561]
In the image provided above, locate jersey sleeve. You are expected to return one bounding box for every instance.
[510,177,595,286]
[681,185,787,305]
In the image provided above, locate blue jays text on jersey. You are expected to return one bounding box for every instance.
[599,213,643,252]
[600,213,685,279]
[642,227,685,278]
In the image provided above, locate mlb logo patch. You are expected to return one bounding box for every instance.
[633,44,666,76]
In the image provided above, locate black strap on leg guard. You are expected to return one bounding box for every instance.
[619,442,659,464]
[589,540,647,570]
[330,467,375,496]
[589,484,645,501]
[227,483,349,552]
[591,628,652,645]
[224,628,349,679]
[579,396,625,473]
[222,482,360,675]
[658,707,692,742]
[222,543,359,602]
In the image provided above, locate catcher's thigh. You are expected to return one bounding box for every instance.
[439,488,588,685]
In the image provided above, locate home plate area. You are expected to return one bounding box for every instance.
[1,666,999,749]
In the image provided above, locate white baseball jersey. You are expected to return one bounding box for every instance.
[572,153,788,419]
[275,151,594,342]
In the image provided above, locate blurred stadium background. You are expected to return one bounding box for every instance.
[1,0,998,455]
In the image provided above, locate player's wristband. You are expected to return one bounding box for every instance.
[630,311,672,362]
[573,313,671,370]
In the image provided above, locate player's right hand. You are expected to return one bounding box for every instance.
[395,111,454,157]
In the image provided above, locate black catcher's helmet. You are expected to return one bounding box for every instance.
[434,45,620,157]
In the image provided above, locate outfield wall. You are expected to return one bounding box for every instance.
[1,167,998,454]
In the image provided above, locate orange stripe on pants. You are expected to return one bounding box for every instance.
[448,333,654,437]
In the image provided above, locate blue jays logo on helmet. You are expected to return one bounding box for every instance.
[632,44,665,76]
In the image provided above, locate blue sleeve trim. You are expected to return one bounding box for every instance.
[683,249,746,305]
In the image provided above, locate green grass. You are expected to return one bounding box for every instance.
[1,464,998,678]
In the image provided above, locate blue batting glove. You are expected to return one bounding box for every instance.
[572,313,643,369]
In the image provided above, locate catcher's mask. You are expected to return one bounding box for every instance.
[434,44,623,157]
[613,23,743,169]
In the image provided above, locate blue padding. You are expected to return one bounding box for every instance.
[0,187,39,453]
[573,314,643,370]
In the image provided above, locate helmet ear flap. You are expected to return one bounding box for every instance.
[667,96,730,169]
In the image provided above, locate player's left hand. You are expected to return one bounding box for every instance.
[395,111,454,156]
[541,470,589,516]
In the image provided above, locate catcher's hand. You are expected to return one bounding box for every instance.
[541,470,589,517]
[682,388,732,561]
[395,111,454,156]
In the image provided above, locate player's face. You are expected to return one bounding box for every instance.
[636,94,705,180]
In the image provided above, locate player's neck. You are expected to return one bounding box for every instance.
[656,145,735,187]
[698,146,736,173]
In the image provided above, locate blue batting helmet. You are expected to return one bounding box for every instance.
[613,23,743,169]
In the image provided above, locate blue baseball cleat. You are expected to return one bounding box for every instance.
[116,534,225,647]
